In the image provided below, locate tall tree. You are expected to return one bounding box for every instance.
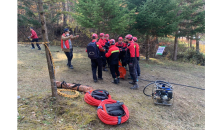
[73,0,136,36]
[38,0,57,97]
[134,0,180,61]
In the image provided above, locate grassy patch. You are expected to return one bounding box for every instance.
[18,44,205,130]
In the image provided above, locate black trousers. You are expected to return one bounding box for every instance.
[100,51,107,67]
[119,52,126,67]
[91,58,103,80]
[129,57,137,82]
[31,38,41,49]
[64,49,73,66]
[110,64,120,79]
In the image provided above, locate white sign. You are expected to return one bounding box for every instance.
[156,46,166,55]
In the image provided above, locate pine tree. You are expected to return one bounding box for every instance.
[73,0,135,37]
[133,0,180,60]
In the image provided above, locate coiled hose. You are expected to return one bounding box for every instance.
[97,99,129,125]
[84,90,112,106]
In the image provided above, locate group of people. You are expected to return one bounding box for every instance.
[86,33,141,90]
[29,27,140,90]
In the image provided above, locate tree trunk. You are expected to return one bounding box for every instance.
[38,0,57,97]
[62,0,67,27]
[145,34,149,61]
[190,37,192,48]
[173,32,178,61]
[196,35,200,53]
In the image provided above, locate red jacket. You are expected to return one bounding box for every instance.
[127,41,136,58]
[86,40,103,52]
[115,42,127,48]
[30,30,38,39]
[135,42,140,57]
[105,45,120,65]
[61,33,70,49]
[98,38,106,47]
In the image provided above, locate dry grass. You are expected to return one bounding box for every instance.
[17,44,205,130]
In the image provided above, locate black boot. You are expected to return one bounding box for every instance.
[130,82,139,90]
[117,77,120,83]
[112,78,118,84]
[129,81,134,84]
[103,67,108,71]
[98,77,103,80]
[68,65,74,69]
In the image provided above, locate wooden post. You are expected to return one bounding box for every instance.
[38,0,57,97]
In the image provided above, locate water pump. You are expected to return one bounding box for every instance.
[143,80,174,106]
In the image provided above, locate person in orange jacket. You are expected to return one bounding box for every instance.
[115,37,127,67]
[133,37,140,77]
[98,33,108,71]
[125,34,138,90]
[61,28,79,69]
[105,39,120,84]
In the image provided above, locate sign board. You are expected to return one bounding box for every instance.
[156,46,166,55]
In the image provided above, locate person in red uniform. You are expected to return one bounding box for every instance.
[125,34,139,89]
[98,33,108,71]
[29,27,41,50]
[133,37,140,76]
[86,33,105,82]
[105,39,120,84]
[104,34,110,69]
[115,37,127,67]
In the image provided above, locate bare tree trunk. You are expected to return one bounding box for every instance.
[196,34,200,53]
[38,0,57,97]
[145,34,149,61]
[190,37,192,48]
[62,0,67,27]
[173,32,178,61]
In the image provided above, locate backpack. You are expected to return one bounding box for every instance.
[105,102,125,116]
[91,89,109,100]
[87,42,99,59]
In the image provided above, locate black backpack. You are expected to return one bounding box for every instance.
[87,42,99,59]
[105,102,125,116]
[91,89,109,100]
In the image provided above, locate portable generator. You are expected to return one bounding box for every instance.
[143,80,174,106]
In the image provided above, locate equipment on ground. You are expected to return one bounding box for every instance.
[56,81,94,93]
[84,90,112,106]
[57,89,80,98]
[118,61,126,79]
[143,80,174,106]
[97,99,129,125]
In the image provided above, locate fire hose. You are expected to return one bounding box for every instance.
[97,99,129,125]
[84,90,112,106]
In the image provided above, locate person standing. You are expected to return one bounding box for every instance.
[133,37,140,77]
[105,39,120,84]
[61,28,79,69]
[104,34,110,69]
[86,33,105,82]
[29,27,41,50]
[115,37,127,67]
[98,33,107,71]
[125,34,139,90]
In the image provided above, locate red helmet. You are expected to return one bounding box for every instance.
[105,34,109,37]
[109,39,115,45]
[118,37,123,41]
[92,33,98,39]
[125,34,132,40]
[100,33,104,37]
[133,37,137,42]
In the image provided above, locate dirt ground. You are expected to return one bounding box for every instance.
[17,44,205,130]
